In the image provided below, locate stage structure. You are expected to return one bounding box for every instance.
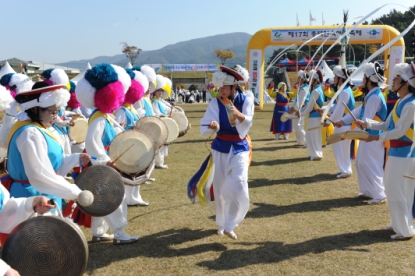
[246,25,405,109]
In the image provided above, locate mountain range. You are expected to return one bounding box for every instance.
[58,32,276,69]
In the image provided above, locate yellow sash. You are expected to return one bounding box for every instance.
[277,91,289,101]
[391,99,414,141]
[8,120,59,145]
[89,110,113,126]
[122,103,140,118]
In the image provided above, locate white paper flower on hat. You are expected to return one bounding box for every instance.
[111,64,131,93]
[234,65,249,82]
[50,69,69,85]
[152,75,167,93]
[133,70,149,93]
[212,71,228,88]
[363,62,386,84]
[394,63,415,88]
[0,84,14,111]
[140,65,157,86]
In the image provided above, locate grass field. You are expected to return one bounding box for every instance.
[2,103,415,275]
[77,103,415,276]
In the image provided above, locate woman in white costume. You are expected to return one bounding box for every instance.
[321,66,356,177]
[288,71,309,147]
[335,62,387,204]
[200,66,254,240]
[355,63,415,239]
[75,63,139,244]
[301,70,325,160]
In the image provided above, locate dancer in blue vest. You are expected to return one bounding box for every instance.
[335,62,387,204]
[301,70,325,160]
[323,66,356,178]
[270,82,292,140]
[355,62,415,239]
[76,63,139,245]
[288,70,310,147]
[200,66,254,240]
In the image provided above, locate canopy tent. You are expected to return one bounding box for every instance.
[0,61,16,78]
[278,58,296,66]
[125,62,133,69]
[71,62,92,83]
[297,57,313,65]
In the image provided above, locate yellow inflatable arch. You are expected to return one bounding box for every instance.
[246,25,405,109]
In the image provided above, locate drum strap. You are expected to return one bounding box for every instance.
[392,99,414,141]
[7,120,59,145]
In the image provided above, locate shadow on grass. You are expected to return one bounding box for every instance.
[197,230,393,271]
[250,157,310,166]
[248,174,335,188]
[86,228,227,272]
[252,145,298,152]
[246,198,365,219]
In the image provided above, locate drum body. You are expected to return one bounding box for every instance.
[161,117,179,144]
[109,130,156,174]
[2,216,88,276]
[342,130,369,140]
[76,165,125,217]
[171,112,190,137]
[327,132,344,144]
[68,117,88,144]
[134,116,168,148]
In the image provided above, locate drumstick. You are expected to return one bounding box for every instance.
[403,175,415,180]
[113,144,135,163]
[342,102,357,121]
[307,125,323,131]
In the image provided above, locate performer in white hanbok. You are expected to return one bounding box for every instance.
[131,65,156,117]
[322,66,356,177]
[301,70,325,160]
[288,70,310,147]
[200,66,254,240]
[152,75,170,169]
[114,68,149,206]
[355,63,415,239]
[335,62,387,204]
[75,63,139,244]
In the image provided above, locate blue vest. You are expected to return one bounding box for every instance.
[89,109,117,154]
[120,106,139,130]
[143,97,154,117]
[388,95,415,158]
[295,84,310,107]
[152,99,166,115]
[0,188,4,212]
[334,86,355,126]
[360,87,387,136]
[309,85,324,118]
[211,93,250,154]
[8,125,64,210]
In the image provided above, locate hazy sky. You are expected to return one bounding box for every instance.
[0,0,412,63]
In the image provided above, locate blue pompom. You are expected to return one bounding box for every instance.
[84,63,118,90]
[0,73,14,86]
[69,80,76,93]
[125,68,135,80]
[41,68,54,79]
[131,66,141,71]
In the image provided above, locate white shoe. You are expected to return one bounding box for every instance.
[337,173,351,179]
[156,164,168,169]
[217,228,224,235]
[113,231,139,245]
[310,157,322,161]
[91,233,114,243]
[367,198,387,205]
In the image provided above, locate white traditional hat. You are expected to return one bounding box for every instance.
[132,65,156,89]
[309,69,323,83]
[298,70,310,81]
[363,62,386,84]
[41,68,69,86]
[333,65,348,79]
[394,62,415,88]
[212,66,244,88]
[0,73,33,97]
[151,75,168,94]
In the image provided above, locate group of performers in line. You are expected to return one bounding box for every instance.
[270,59,415,241]
[0,64,179,273]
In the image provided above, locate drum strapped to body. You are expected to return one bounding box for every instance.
[161,117,179,144]
[280,112,298,122]
[134,116,168,148]
[75,165,125,217]
[171,112,190,137]
[109,130,156,186]
[2,216,88,276]
[342,130,369,140]
[68,115,88,144]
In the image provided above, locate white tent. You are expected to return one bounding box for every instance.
[71,62,92,83]
[263,89,275,104]
[0,61,16,79]
[316,60,334,82]
[125,62,133,69]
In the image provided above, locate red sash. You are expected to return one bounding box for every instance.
[276,103,288,106]
[389,140,412,148]
[216,134,246,142]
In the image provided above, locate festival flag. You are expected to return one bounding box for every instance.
[322,13,325,25]
[296,13,300,26]
[310,10,316,25]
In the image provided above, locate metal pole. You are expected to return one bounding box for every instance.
[296,51,298,72]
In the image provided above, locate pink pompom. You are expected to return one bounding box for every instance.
[5,85,16,98]
[124,80,144,104]
[67,92,81,108]
[94,81,125,113]
[44,79,54,86]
